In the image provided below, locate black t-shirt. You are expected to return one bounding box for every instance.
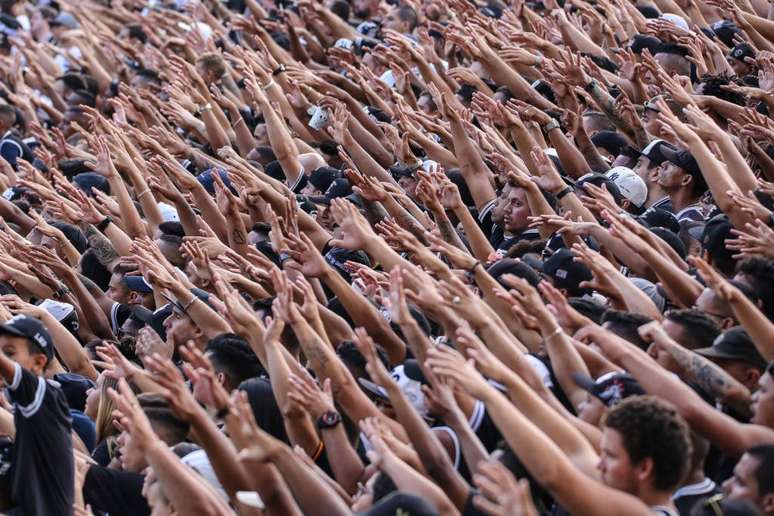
[83,465,150,516]
[7,364,74,516]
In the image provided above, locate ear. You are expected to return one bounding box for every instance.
[635,457,656,484]
[33,353,49,374]
[744,368,761,390]
[680,173,692,188]
[720,317,736,330]
[216,371,226,386]
[622,200,632,211]
[128,292,141,305]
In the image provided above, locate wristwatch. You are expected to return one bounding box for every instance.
[96,216,112,232]
[556,185,574,200]
[584,79,598,93]
[543,118,560,133]
[272,64,286,77]
[317,410,342,429]
[196,103,212,115]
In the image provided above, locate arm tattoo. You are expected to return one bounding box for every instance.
[668,344,745,401]
[79,222,119,267]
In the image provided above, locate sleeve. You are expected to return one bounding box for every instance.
[7,363,47,417]
[83,465,151,516]
[0,140,22,167]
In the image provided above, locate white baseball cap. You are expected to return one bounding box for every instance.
[606,166,648,208]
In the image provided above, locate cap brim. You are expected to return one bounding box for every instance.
[658,144,682,168]
[358,377,390,401]
[0,325,27,340]
[694,346,739,361]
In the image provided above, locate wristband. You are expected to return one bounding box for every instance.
[555,186,574,200]
[196,103,212,115]
[181,296,199,313]
[542,327,564,344]
[584,80,598,93]
[96,216,112,232]
[543,118,560,132]
[137,189,151,200]
[262,80,276,91]
[272,64,286,76]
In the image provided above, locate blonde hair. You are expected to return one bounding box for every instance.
[94,375,119,443]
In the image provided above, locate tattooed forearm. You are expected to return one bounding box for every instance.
[667,343,752,409]
[78,222,119,267]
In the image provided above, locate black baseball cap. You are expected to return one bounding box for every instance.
[660,146,701,177]
[542,248,593,296]
[308,166,338,193]
[53,373,95,411]
[638,207,680,233]
[572,371,644,407]
[695,327,767,371]
[0,315,55,360]
[712,19,742,47]
[636,139,673,167]
[728,43,755,63]
[309,178,353,205]
[363,492,439,516]
[130,304,173,341]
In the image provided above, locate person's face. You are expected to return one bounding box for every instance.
[253,123,268,145]
[315,204,336,231]
[640,108,661,136]
[750,372,774,427]
[108,273,131,304]
[382,8,407,32]
[582,115,607,137]
[84,373,104,419]
[300,182,322,196]
[417,94,435,115]
[0,335,46,376]
[657,162,689,191]
[722,453,773,513]
[117,430,147,472]
[155,239,182,267]
[503,187,531,233]
[163,309,198,349]
[728,58,751,76]
[597,428,640,494]
[491,184,511,225]
[398,175,418,199]
[694,288,732,327]
[632,156,653,183]
[577,394,606,426]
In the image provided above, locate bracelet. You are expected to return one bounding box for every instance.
[584,80,598,93]
[232,117,245,128]
[196,103,212,115]
[137,189,151,200]
[272,64,286,77]
[555,185,574,200]
[262,80,276,91]
[181,296,199,313]
[54,285,71,298]
[467,261,482,274]
[543,118,560,132]
[542,327,564,343]
[96,216,112,232]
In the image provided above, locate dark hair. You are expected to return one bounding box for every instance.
[126,24,148,43]
[601,310,653,351]
[736,258,774,320]
[238,377,289,443]
[336,340,389,379]
[664,309,720,349]
[135,68,161,85]
[50,221,88,253]
[330,0,350,20]
[206,333,265,390]
[372,471,398,502]
[487,258,541,288]
[603,396,691,491]
[747,444,774,496]
[158,221,185,238]
[137,393,190,445]
[396,5,419,31]
[0,103,16,124]
[696,75,747,106]
[568,297,607,324]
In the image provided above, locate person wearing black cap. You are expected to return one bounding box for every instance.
[727,43,756,77]
[694,327,768,395]
[0,314,74,516]
[633,139,674,212]
[657,146,707,222]
[301,166,338,196]
[572,371,645,426]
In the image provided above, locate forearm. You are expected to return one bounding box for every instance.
[453,205,495,261]
[190,183,230,242]
[273,448,351,516]
[547,127,592,178]
[730,296,774,361]
[340,130,394,184]
[431,209,467,251]
[320,425,365,494]
[40,312,97,380]
[174,290,231,338]
[71,273,115,339]
[107,176,146,238]
[641,247,703,307]
[442,407,488,472]
[145,440,231,516]
[320,267,406,365]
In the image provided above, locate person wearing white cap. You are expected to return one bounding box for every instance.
[606,166,648,213]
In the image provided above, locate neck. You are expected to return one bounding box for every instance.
[637,487,675,509]
[683,469,707,487]
[668,189,698,213]
[646,183,668,207]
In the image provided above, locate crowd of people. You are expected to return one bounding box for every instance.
[0,0,772,513]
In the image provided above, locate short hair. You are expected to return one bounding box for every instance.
[158,221,185,238]
[137,393,190,445]
[67,90,97,108]
[196,53,226,79]
[747,444,774,496]
[601,310,653,351]
[205,333,265,389]
[396,5,419,31]
[158,233,183,247]
[736,258,774,320]
[330,0,350,20]
[135,69,161,85]
[664,309,720,349]
[603,396,691,492]
[126,24,148,43]
[568,297,607,324]
[0,104,16,124]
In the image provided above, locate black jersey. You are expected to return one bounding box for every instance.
[7,364,74,516]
